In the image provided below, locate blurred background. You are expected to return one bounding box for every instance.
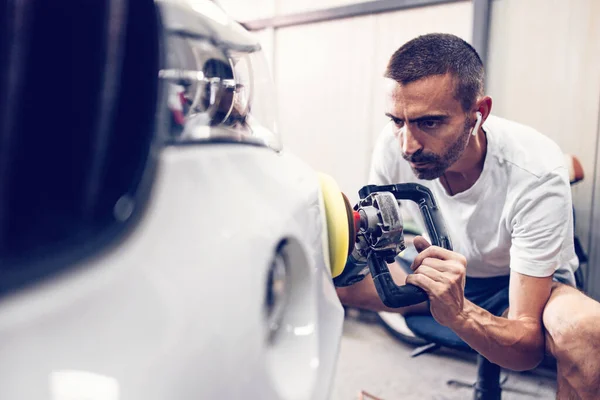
[216,0,600,303]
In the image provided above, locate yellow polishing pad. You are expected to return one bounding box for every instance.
[317,172,350,278]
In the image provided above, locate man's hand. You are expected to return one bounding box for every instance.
[405,236,467,327]
[404,237,552,371]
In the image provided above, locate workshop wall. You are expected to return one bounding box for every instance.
[273,15,377,204]
[592,114,600,300]
[273,2,473,203]
[278,0,374,15]
[218,0,377,20]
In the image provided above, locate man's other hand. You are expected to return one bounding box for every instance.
[406,236,467,327]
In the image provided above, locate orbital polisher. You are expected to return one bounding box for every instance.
[318,173,453,308]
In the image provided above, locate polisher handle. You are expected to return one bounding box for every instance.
[368,252,429,307]
[359,183,453,250]
[360,183,453,308]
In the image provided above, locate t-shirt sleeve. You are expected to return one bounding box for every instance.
[509,167,573,278]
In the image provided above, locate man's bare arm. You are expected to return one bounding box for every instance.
[450,272,552,370]
[407,240,552,371]
[336,261,429,314]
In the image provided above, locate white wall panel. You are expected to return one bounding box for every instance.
[278,0,374,16]
[274,16,378,203]
[589,115,600,300]
[487,0,600,254]
[274,2,473,202]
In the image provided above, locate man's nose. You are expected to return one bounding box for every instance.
[400,126,422,157]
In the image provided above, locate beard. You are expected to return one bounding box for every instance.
[403,117,472,180]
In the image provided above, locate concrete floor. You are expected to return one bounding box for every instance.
[331,313,557,400]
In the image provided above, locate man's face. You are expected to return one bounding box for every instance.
[384,73,472,180]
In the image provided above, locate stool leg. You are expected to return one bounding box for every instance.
[473,355,501,400]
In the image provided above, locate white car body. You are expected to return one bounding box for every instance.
[0,1,344,399]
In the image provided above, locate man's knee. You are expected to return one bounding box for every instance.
[543,283,600,387]
[544,283,598,346]
[547,312,600,357]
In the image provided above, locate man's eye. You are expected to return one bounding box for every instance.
[419,120,439,130]
[391,118,404,127]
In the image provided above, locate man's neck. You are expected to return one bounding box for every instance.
[442,128,487,195]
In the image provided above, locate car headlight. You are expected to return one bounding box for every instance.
[157,0,281,151]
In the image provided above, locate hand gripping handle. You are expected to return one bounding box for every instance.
[360,183,453,308]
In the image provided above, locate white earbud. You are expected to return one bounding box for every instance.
[472,111,483,136]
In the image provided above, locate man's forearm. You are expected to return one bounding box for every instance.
[336,261,429,314]
[450,300,545,371]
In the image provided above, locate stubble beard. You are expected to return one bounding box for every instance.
[406,117,472,180]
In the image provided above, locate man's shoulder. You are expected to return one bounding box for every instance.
[486,115,565,179]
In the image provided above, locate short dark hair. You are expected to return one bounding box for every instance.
[384,33,484,111]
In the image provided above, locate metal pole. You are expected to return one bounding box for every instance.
[473,355,502,400]
[587,93,600,301]
[471,0,492,68]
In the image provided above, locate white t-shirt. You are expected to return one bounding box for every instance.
[369,115,578,285]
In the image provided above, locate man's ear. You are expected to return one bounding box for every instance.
[475,95,493,123]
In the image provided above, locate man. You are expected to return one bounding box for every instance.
[337,33,600,399]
